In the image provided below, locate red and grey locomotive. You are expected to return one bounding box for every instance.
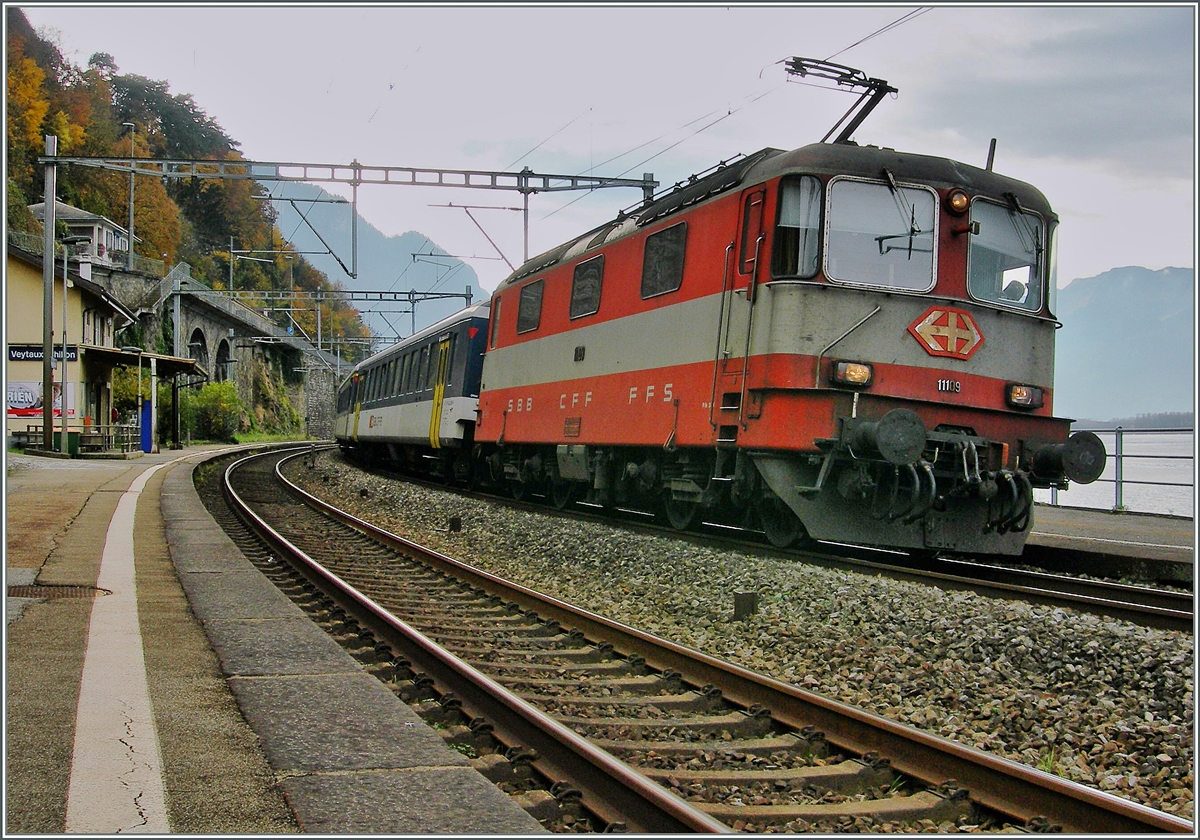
[336,58,1105,556]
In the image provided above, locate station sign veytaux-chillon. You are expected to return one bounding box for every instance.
[8,344,79,362]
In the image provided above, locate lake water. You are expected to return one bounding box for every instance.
[1032,431,1195,518]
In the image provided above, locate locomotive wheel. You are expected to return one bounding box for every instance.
[759,497,804,549]
[550,478,576,511]
[663,495,700,531]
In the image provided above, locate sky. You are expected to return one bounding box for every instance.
[17,3,1198,295]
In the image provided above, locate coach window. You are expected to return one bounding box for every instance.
[407,350,419,393]
[772,176,821,278]
[570,256,604,318]
[425,342,438,390]
[516,279,544,334]
[825,177,936,292]
[415,346,429,391]
[967,198,1044,313]
[641,222,687,298]
[445,334,457,386]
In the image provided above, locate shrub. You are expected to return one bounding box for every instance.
[189,381,242,442]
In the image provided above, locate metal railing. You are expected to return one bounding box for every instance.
[13,423,141,455]
[7,230,165,277]
[1049,427,1194,511]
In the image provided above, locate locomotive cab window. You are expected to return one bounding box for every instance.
[967,198,1044,312]
[516,279,544,334]
[772,176,821,278]
[569,255,604,318]
[825,177,936,291]
[641,222,687,298]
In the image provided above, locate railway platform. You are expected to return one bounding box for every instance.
[4,445,542,835]
[4,446,1193,833]
[1027,503,1194,583]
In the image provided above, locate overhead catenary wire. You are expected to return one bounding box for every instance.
[824,7,933,62]
[506,109,590,171]
[542,84,783,222]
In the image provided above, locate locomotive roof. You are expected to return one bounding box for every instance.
[498,142,1054,292]
[347,298,491,375]
[748,143,1054,216]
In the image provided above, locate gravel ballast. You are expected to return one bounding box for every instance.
[288,453,1194,822]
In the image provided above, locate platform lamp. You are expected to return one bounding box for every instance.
[60,235,92,453]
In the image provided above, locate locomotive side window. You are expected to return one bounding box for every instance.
[825,177,936,291]
[772,176,821,278]
[490,297,502,348]
[516,279,544,334]
[570,256,604,318]
[641,222,687,298]
[967,198,1044,312]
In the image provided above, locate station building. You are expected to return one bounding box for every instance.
[5,234,195,455]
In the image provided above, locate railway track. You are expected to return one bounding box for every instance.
[349,453,1192,633]
[196,447,1191,833]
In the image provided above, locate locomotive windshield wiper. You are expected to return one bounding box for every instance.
[1004,191,1042,257]
[880,169,928,258]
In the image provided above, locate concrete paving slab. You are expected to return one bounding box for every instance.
[166,541,249,573]
[229,671,470,773]
[175,569,300,622]
[280,767,546,834]
[203,617,363,676]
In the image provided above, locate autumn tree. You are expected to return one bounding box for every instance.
[4,6,369,353]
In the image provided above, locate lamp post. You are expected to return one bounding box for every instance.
[122,122,135,269]
[60,235,92,453]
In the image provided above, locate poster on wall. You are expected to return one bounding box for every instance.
[6,381,74,418]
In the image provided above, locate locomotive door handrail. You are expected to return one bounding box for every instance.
[708,243,736,430]
[738,233,766,430]
[735,188,768,431]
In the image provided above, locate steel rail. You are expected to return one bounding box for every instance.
[222,450,729,834]
[349,455,1190,630]
[798,548,1194,633]
[280,453,1195,834]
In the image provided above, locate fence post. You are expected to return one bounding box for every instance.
[1113,426,1124,511]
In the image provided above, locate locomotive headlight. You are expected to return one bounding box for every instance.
[832,360,873,387]
[1006,383,1044,409]
[945,189,970,216]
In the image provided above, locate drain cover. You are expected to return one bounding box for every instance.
[7,585,106,599]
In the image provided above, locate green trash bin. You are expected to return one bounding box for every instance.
[52,430,80,456]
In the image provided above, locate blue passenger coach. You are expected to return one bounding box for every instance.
[335,301,489,477]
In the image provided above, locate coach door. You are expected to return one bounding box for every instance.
[710,188,766,438]
[427,334,453,448]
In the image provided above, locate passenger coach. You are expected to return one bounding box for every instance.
[336,301,489,479]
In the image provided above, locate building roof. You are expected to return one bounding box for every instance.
[28,200,134,240]
[6,241,137,327]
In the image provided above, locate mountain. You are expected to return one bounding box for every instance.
[264,182,486,344]
[1052,266,1194,422]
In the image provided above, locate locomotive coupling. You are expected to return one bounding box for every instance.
[845,408,928,465]
[1029,431,1107,484]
